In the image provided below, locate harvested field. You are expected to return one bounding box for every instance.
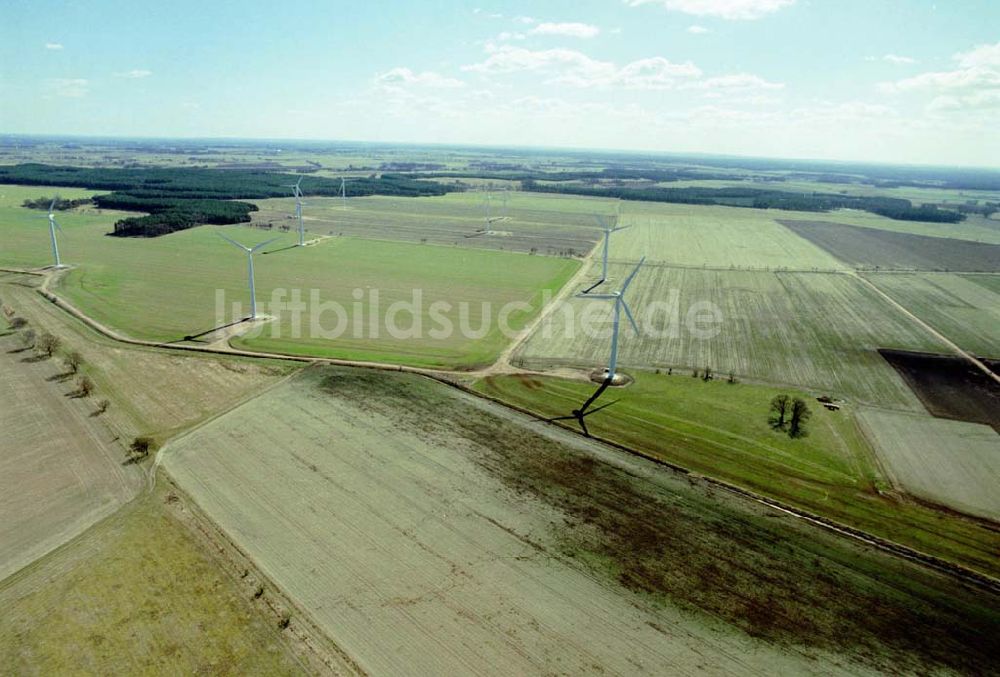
[0,485,305,674]
[250,191,607,255]
[857,409,1000,521]
[864,273,1000,358]
[0,275,299,443]
[164,367,1000,674]
[0,323,143,582]
[879,349,1000,431]
[779,219,1000,271]
[518,266,948,409]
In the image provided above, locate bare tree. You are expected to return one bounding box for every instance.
[20,328,36,349]
[94,398,110,415]
[702,366,713,382]
[76,375,95,397]
[789,399,812,438]
[36,332,61,358]
[9,316,27,330]
[64,350,84,374]
[769,394,791,429]
[127,436,154,463]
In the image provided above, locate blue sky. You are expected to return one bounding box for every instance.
[1,0,998,166]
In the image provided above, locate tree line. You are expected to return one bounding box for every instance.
[0,164,449,238]
[520,180,965,223]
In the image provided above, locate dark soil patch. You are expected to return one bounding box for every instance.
[317,367,1000,673]
[880,349,1000,432]
[779,220,1000,271]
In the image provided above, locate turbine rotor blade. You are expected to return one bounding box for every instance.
[217,232,249,251]
[611,224,631,233]
[621,298,640,335]
[576,293,616,299]
[250,237,280,253]
[48,196,57,213]
[620,256,645,293]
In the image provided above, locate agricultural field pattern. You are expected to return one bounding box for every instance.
[1,141,999,675]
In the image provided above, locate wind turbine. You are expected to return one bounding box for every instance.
[340,177,347,209]
[547,257,645,436]
[44,197,66,269]
[283,178,306,246]
[218,233,278,320]
[583,209,630,294]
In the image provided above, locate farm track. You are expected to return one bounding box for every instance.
[852,272,1000,386]
[21,265,1000,596]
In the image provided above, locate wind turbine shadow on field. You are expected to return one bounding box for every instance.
[543,378,619,437]
[543,256,645,437]
[260,243,300,255]
[166,317,252,344]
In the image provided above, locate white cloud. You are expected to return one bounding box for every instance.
[956,41,1000,69]
[374,67,465,89]
[463,46,701,89]
[687,25,709,34]
[514,15,536,25]
[495,31,526,42]
[883,54,916,65]
[115,69,152,79]
[44,42,63,50]
[686,73,783,91]
[880,41,1000,111]
[529,22,601,39]
[625,0,796,20]
[46,78,88,97]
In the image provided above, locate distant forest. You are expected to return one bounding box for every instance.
[520,180,967,223]
[0,164,448,237]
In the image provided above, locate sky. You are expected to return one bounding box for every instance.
[1,0,998,167]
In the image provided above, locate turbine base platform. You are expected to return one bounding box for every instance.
[589,370,633,386]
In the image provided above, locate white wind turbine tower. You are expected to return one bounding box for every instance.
[579,257,645,383]
[283,178,306,246]
[340,177,347,209]
[583,208,630,294]
[44,196,67,268]
[218,233,278,320]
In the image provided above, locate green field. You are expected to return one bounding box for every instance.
[609,202,847,270]
[518,264,947,408]
[0,185,579,369]
[252,191,612,255]
[474,373,1000,578]
[865,273,1000,358]
[857,409,1000,521]
[0,273,298,444]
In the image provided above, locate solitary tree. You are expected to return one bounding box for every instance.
[769,394,791,429]
[36,332,60,358]
[94,398,110,415]
[702,366,713,382]
[76,375,95,397]
[789,399,812,438]
[9,316,27,330]
[20,328,36,349]
[64,350,84,374]
[128,436,154,462]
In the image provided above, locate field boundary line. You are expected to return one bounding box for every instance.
[855,272,1000,385]
[436,375,1000,595]
[24,268,1000,594]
